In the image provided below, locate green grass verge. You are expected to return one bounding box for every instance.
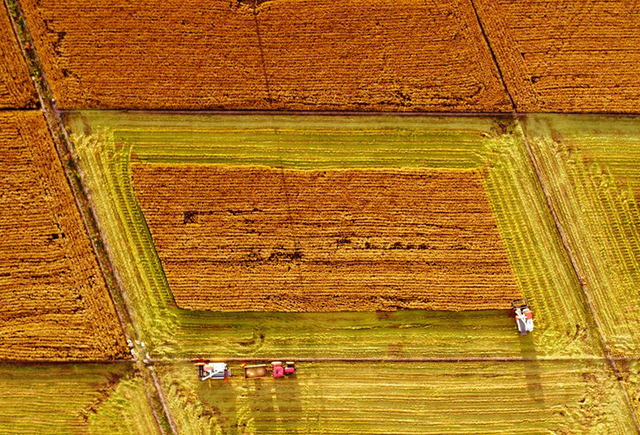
[0,363,160,434]
[523,115,640,356]
[68,112,600,359]
[156,361,636,434]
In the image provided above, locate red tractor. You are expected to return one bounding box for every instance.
[272,361,296,378]
[243,361,296,379]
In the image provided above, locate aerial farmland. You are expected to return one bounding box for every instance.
[1,0,639,434]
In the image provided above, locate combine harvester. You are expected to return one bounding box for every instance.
[512,299,534,335]
[194,361,231,381]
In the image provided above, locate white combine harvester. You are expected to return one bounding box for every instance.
[512,299,534,335]
[195,361,231,381]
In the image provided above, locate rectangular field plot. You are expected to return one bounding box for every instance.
[524,115,640,356]
[0,363,161,434]
[619,361,640,423]
[69,113,601,359]
[20,0,268,110]
[156,361,636,434]
[20,0,510,111]
[474,0,640,112]
[132,165,519,312]
[0,112,127,360]
[256,0,511,112]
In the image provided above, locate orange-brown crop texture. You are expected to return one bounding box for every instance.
[132,164,521,312]
[255,0,512,111]
[0,112,128,360]
[19,0,513,112]
[474,0,640,112]
[20,0,267,109]
[0,5,36,108]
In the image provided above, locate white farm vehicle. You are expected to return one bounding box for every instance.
[195,361,231,381]
[512,299,534,335]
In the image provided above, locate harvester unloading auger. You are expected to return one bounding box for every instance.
[512,298,534,335]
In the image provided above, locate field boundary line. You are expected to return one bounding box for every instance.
[468,0,516,114]
[252,0,273,106]
[150,355,638,363]
[55,109,640,117]
[516,120,640,433]
[58,108,516,116]
[3,1,177,433]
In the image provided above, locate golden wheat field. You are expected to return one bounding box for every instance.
[474,0,640,112]
[0,112,127,360]
[255,0,511,111]
[0,5,35,108]
[132,164,520,312]
[19,0,512,111]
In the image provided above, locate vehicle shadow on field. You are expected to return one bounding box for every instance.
[245,373,303,434]
[518,330,545,405]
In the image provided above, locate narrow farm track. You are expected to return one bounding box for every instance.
[2,0,177,433]
[55,108,640,117]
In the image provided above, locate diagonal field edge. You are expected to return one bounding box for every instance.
[516,120,640,434]
[468,0,516,113]
[2,0,177,433]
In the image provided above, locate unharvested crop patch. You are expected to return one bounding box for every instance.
[157,361,637,434]
[0,4,36,108]
[20,0,267,109]
[255,0,511,111]
[474,0,640,112]
[0,111,127,360]
[19,0,512,111]
[132,164,519,311]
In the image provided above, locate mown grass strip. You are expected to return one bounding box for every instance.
[69,112,600,359]
[156,360,636,435]
[0,363,161,435]
[523,115,640,357]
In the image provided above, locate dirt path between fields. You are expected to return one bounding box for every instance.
[152,355,640,363]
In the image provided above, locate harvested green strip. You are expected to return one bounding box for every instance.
[69,112,599,359]
[157,361,636,434]
[523,115,640,356]
[0,364,160,434]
